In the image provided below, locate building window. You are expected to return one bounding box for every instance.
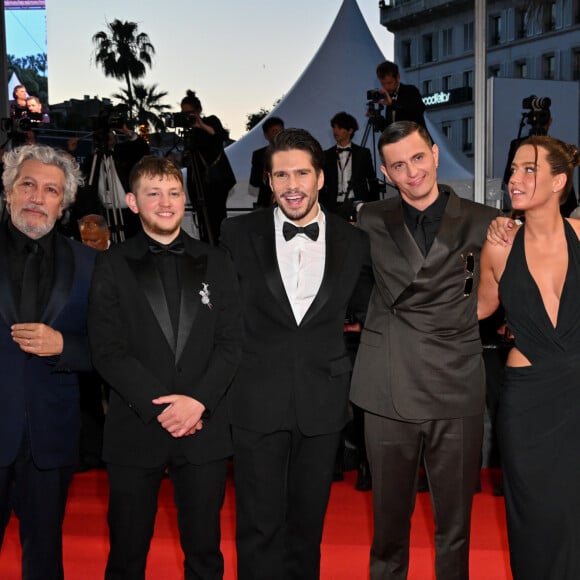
[515,60,527,79]
[423,33,434,63]
[442,75,452,91]
[402,40,412,68]
[463,21,474,51]
[462,117,474,152]
[488,65,500,78]
[542,54,555,79]
[463,69,473,88]
[422,80,433,95]
[515,8,527,38]
[442,28,453,57]
[543,1,557,31]
[575,0,580,24]
[489,15,502,46]
[442,122,452,140]
[572,48,580,80]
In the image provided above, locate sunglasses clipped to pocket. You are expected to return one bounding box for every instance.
[462,252,474,297]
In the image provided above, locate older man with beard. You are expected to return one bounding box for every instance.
[0,144,96,580]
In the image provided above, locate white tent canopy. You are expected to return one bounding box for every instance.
[225,0,474,209]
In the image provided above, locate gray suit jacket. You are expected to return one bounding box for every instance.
[350,187,499,422]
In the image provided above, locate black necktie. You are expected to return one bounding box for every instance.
[337,147,351,153]
[148,238,185,255]
[414,213,428,257]
[282,221,320,242]
[20,241,42,322]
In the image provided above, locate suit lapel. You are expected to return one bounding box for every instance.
[382,199,425,301]
[175,250,207,362]
[389,189,463,305]
[427,189,463,263]
[43,235,74,326]
[250,214,295,320]
[127,249,175,354]
[300,214,347,327]
[0,227,17,325]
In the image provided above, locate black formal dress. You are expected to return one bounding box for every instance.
[498,220,580,580]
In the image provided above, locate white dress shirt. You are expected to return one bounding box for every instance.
[274,205,326,324]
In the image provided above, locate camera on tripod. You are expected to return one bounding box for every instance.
[164,112,198,130]
[521,95,551,134]
[366,89,384,103]
[1,113,44,135]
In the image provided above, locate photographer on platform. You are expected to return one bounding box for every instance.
[9,85,28,119]
[373,60,427,130]
[26,96,50,124]
[179,90,236,245]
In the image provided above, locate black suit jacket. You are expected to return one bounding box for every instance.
[350,188,499,421]
[381,82,427,129]
[250,146,274,208]
[320,143,379,218]
[220,208,372,437]
[88,230,242,467]
[0,226,95,469]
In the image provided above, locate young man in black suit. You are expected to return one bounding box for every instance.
[350,121,499,579]
[221,128,372,580]
[88,156,242,580]
[320,111,380,220]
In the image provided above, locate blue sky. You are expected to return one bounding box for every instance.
[7,1,393,139]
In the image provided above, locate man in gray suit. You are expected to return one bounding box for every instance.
[350,121,499,580]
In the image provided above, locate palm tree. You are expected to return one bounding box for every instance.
[92,20,155,118]
[112,83,171,133]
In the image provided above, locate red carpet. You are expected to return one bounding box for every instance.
[0,468,511,579]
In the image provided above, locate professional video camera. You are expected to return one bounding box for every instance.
[1,112,44,135]
[90,104,131,152]
[521,95,551,134]
[366,89,384,103]
[164,111,199,130]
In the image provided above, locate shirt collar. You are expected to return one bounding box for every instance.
[7,218,55,256]
[274,203,325,231]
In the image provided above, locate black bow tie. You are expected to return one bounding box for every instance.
[337,147,351,153]
[282,221,320,242]
[148,238,185,255]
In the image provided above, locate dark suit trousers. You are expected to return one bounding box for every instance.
[232,423,341,580]
[365,412,483,580]
[105,456,227,580]
[0,433,74,580]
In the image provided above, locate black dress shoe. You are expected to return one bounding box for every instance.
[355,461,372,491]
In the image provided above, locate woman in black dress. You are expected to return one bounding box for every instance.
[478,136,580,579]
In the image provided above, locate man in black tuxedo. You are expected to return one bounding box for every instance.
[375,60,427,130]
[221,128,372,580]
[350,121,499,579]
[250,116,285,208]
[88,156,242,580]
[320,111,380,220]
[0,144,96,579]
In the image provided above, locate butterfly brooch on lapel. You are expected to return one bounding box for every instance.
[199,282,212,309]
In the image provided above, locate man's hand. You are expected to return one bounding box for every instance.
[378,89,393,107]
[11,323,64,356]
[152,395,206,438]
[487,216,517,246]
